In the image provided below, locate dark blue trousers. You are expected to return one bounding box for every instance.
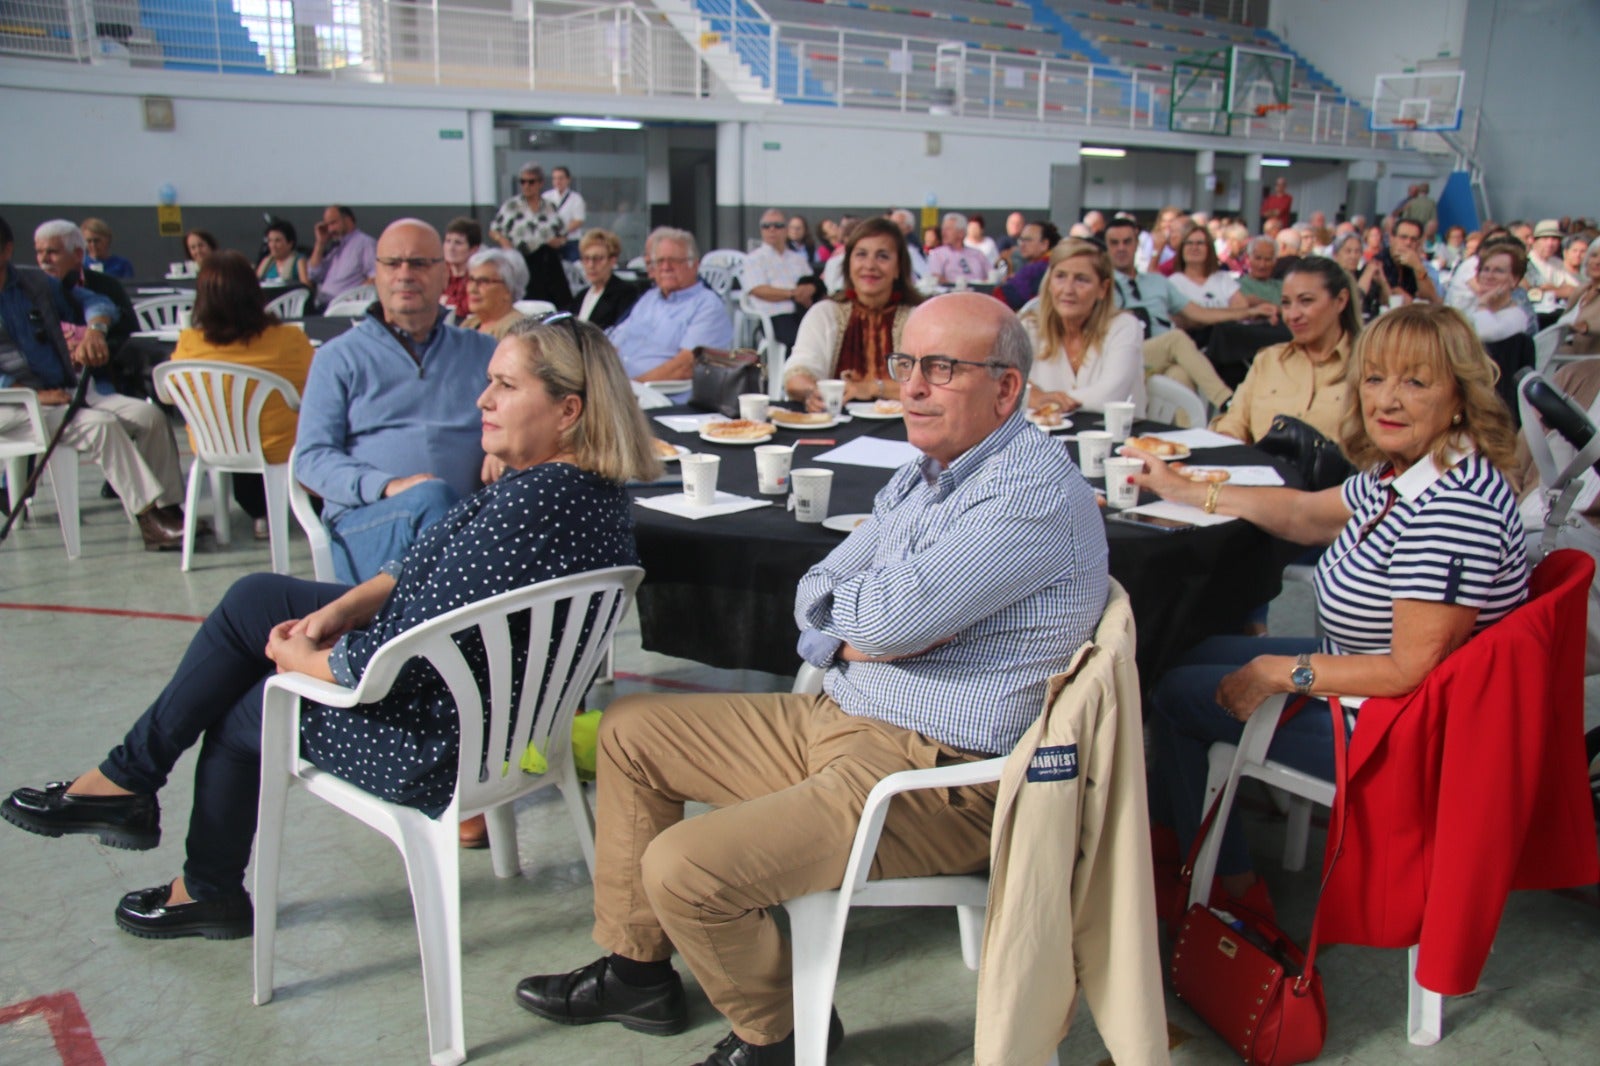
[101,573,348,900]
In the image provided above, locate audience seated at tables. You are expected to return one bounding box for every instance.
[81,218,134,279]
[308,204,377,310]
[925,212,990,286]
[514,294,1115,1066]
[256,219,309,287]
[460,249,530,340]
[1,215,188,551]
[1133,304,1527,919]
[1211,256,1359,445]
[171,251,314,538]
[490,163,571,306]
[567,229,640,330]
[606,227,731,383]
[439,216,480,319]
[185,230,218,268]
[1169,221,1276,320]
[293,219,496,583]
[1554,242,1600,358]
[1237,237,1282,305]
[782,217,921,410]
[742,208,813,350]
[993,219,1059,311]
[1020,237,1146,417]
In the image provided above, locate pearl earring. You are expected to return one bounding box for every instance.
[1451,413,1462,425]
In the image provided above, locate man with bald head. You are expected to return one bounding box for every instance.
[293,219,496,582]
[517,293,1109,1064]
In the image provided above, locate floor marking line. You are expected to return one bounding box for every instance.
[0,602,206,623]
[0,991,107,1066]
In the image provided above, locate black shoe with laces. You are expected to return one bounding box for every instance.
[694,1008,845,1066]
[515,956,688,1036]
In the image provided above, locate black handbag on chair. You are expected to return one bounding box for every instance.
[689,347,764,418]
[1255,415,1355,492]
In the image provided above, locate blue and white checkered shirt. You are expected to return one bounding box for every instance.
[795,409,1109,754]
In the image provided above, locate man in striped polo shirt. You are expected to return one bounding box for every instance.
[516,293,1110,1065]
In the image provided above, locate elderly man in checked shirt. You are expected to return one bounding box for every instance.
[516,293,1109,1066]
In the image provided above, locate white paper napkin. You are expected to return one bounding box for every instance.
[634,491,771,520]
[1124,500,1237,526]
[654,412,728,433]
[811,437,923,470]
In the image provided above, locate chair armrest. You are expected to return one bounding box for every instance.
[0,388,48,442]
[263,671,362,708]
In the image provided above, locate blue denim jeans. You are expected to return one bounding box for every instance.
[1146,635,1343,877]
[326,479,460,584]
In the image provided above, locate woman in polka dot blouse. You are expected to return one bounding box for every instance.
[2,315,663,941]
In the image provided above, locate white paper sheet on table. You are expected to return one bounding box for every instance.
[1180,465,1285,487]
[654,412,728,433]
[632,381,677,410]
[1138,428,1240,450]
[634,491,770,520]
[1124,500,1236,526]
[810,437,922,470]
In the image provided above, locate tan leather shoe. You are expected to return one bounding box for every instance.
[459,813,489,849]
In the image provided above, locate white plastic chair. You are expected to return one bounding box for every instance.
[736,293,788,401]
[698,249,746,302]
[1145,375,1208,429]
[513,299,557,317]
[0,388,81,558]
[323,286,376,317]
[153,361,301,574]
[1533,322,1568,372]
[264,288,310,319]
[133,293,195,331]
[286,448,336,581]
[254,566,644,1066]
[563,259,588,294]
[1189,694,1443,1046]
[779,663,1058,1066]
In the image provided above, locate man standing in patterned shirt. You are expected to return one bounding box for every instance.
[516,293,1110,1065]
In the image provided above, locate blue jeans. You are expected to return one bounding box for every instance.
[326,479,460,584]
[1146,635,1343,877]
[101,573,348,900]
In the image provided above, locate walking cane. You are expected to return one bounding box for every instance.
[0,373,94,546]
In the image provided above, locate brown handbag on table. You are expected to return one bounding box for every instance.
[689,347,764,418]
[1170,696,1351,1066]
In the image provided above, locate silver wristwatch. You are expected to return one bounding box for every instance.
[1290,652,1315,696]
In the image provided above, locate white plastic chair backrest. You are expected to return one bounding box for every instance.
[153,361,301,473]
[1146,375,1208,428]
[1533,323,1566,372]
[337,567,643,813]
[324,286,377,316]
[626,255,647,272]
[134,293,195,331]
[563,259,588,293]
[286,447,335,581]
[514,299,557,317]
[699,250,746,298]
[264,288,310,319]
[0,388,50,455]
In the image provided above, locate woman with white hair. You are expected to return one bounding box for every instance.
[461,248,531,339]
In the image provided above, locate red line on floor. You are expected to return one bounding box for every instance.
[0,602,206,624]
[0,991,107,1066]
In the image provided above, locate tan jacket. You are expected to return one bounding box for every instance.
[974,582,1169,1066]
[1209,336,1351,445]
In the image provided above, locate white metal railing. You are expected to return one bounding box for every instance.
[3,0,1407,151]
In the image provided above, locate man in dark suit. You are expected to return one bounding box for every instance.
[567,229,640,330]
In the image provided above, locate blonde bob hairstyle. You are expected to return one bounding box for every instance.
[1338,303,1518,475]
[1027,238,1120,361]
[502,315,663,484]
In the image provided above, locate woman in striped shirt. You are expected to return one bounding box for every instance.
[1132,303,1528,914]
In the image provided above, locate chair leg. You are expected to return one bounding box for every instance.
[262,465,291,575]
[785,893,848,1066]
[181,459,205,572]
[211,469,232,547]
[955,905,985,971]
[397,820,467,1066]
[253,694,295,1006]
[1282,796,1313,871]
[1407,944,1443,1045]
[44,448,81,559]
[484,803,521,879]
[557,759,597,880]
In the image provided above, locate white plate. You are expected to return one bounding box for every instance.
[698,427,778,446]
[1026,412,1075,432]
[164,272,195,281]
[643,379,693,392]
[846,401,903,420]
[770,412,847,430]
[821,513,872,533]
[655,443,690,463]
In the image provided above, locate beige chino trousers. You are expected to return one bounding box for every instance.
[1141,331,1234,412]
[592,691,997,1044]
[0,392,182,515]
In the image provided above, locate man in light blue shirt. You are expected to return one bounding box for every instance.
[294,220,494,582]
[606,227,732,382]
[516,294,1109,1063]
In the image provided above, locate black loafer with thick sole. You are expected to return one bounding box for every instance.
[114,884,253,940]
[1,781,159,850]
[515,956,688,1036]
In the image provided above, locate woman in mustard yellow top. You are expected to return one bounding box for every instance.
[171,251,314,537]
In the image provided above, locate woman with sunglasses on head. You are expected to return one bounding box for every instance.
[1129,304,1527,918]
[461,248,531,340]
[1,317,660,939]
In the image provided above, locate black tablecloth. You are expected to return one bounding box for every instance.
[1206,321,1292,388]
[630,407,1301,683]
[117,316,353,403]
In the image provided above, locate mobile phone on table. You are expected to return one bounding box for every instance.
[1106,512,1196,533]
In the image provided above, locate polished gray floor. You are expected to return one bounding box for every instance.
[1,460,1598,1065]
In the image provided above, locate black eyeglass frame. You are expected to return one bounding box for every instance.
[885,353,1010,386]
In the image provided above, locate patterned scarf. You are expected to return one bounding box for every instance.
[835,290,903,381]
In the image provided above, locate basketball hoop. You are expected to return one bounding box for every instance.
[1253,102,1292,117]
[1394,117,1419,131]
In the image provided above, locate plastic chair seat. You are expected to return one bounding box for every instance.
[133,293,195,331]
[0,388,81,558]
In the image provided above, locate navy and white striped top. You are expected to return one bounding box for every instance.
[1314,450,1528,656]
[795,408,1110,755]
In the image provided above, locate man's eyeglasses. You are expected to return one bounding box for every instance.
[377,257,443,271]
[465,274,505,288]
[648,257,692,268]
[579,254,612,265]
[760,221,786,230]
[519,178,542,185]
[886,353,1006,386]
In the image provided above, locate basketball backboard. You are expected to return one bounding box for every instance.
[1370,70,1463,132]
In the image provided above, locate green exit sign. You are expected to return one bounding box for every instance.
[439,129,464,140]
[762,141,781,150]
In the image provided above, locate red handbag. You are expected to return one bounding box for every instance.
[1170,697,1350,1066]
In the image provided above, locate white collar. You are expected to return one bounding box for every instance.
[1388,442,1472,502]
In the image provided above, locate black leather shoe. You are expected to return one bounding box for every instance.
[515,956,687,1036]
[1,781,160,850]
[695,1009,845,1066]
[115,883,252,940]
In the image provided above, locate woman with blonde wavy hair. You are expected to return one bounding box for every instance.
[1130,303,1527,915]
[1020,237,1145,415]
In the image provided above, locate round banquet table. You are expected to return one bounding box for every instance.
[118,315,354,404]
[629,405,1303,684]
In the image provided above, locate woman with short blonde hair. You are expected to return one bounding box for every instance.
[1021,238,1145,415]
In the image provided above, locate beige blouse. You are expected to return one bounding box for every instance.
[462,310,529,340]
[1210,335,1351,444]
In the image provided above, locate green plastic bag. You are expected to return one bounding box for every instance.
[518,710,602,781]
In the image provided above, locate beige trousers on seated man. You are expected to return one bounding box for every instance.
[592,691,997,1045]
[0,391,183,515]
[1142,332,1233,412]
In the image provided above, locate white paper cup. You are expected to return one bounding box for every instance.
[680,454,720,507]
[755,444,793,495]
[739,393,770,423]
[1388,293,1406,310]
[170,261,185,275]
[789,467,834,523]
[1103,456,1143,510]
[1104,401,1136,440]
[817,379,847,417]
[1078,430,1113,478]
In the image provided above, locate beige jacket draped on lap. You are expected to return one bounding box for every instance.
[975,581,1169,1066]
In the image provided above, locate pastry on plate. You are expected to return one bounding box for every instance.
[702,419,777,441]
[770,409,834,427]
